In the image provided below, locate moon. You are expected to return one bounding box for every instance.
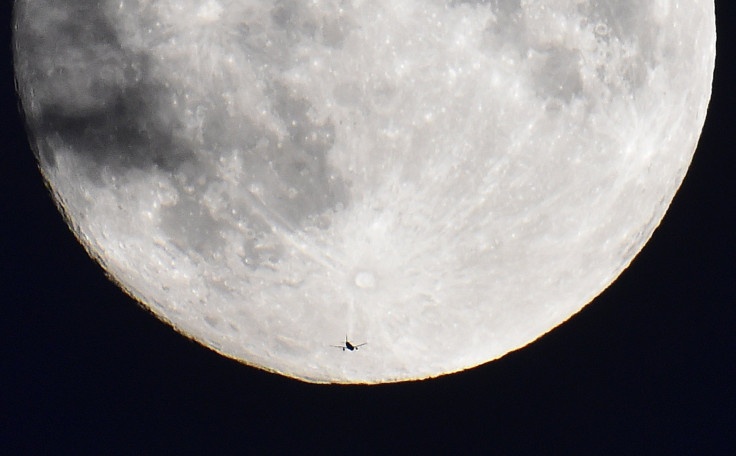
[12,0,715,383]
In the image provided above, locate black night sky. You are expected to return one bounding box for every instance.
[2,2,734,454]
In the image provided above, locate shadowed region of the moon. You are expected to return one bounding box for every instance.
[532,48,584,102]
[14,0,351,268]
[450,0,650,103]
[451,0,519,10]
[33,81,194,177]
[14,0,192,178]
[578,1,659,88]
[582,1,657,44]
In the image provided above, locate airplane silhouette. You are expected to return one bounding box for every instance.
[332,335,367,351]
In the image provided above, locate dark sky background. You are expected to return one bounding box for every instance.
[2,2,734,455]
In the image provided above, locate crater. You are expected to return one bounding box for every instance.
[354,271,377,289]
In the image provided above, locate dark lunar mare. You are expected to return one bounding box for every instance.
[13,0,351,266]
[13,0,196,181]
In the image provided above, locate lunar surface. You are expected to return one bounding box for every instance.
[13,1,715,383]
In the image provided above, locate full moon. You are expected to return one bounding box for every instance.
[13,1,715,383]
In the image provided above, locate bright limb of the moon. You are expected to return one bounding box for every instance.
[13,1,715,383]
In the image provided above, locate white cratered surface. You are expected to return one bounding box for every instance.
[13,0,715,383]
